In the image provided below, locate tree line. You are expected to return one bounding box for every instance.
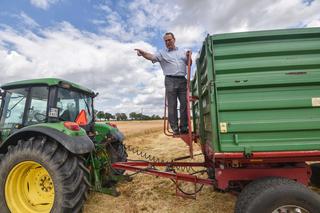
[95,111,162,121]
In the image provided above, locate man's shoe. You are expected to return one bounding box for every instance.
[173,130,180,136]
[172,127,180,136]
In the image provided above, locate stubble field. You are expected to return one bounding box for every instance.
[83,120,320,213]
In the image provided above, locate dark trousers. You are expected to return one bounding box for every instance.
[165,76,188,131]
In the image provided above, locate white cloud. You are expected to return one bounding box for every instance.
[93,0,320,49]
[168,0,320,34]
[1,0,320,116]
[30,0,59,10]
[0,22,165,115]
[307,18,320,27]
[170,26,205,48]
[95,0,177,42]
[18,12,39,28]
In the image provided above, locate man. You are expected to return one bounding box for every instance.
[135,32,191,135]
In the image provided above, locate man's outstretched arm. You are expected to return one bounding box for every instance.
[134,49,156,61]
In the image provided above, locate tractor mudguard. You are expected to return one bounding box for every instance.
[0,126,94,154]
[111,130,124,142]
[94,122,124,143]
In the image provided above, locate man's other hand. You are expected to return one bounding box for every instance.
[186,50,192,58]
[186,50,192,65]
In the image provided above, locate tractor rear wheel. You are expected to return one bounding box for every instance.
[0,136,89,213]
[234,177,320,213]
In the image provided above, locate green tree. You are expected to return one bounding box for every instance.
[104,112,113,121]
[120,113,127,120]
[115,113,121,121]
[129,112,137,120]
[96,111,105,120]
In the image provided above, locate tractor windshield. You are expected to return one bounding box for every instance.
[0,88,28,129]
[0,87,49,129]
[56,88,93,123]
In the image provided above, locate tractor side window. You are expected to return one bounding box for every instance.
[0,91,2,113]
[26,87,49,125]
[0,88,27,128]
[56,88,93,123]
[57,88,78,121]
[78,96,93,122]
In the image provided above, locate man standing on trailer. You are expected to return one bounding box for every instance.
[135,32,191,135]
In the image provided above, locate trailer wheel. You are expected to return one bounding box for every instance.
[107,141,128,175]
[0,136,89,213]
[206,167,215,179]
[234,177,320,213]
[310,163,320,187]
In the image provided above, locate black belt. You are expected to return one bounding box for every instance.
[166,75,185,79]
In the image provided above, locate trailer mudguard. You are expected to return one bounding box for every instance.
[0,126,94,154]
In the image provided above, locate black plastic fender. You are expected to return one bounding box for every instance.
[0,126,94,154]
[110,130,124,142]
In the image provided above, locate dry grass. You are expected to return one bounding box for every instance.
[84,120,320,213]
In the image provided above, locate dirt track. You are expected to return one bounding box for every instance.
[84,120,320,213]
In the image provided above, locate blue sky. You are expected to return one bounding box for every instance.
[0,0,319,115]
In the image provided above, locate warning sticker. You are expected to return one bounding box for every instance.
[49,107,59,117]
[312,98,320,107]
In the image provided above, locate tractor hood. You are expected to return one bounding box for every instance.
[94,122,124,143]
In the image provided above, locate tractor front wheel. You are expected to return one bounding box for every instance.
[0,136,89,213]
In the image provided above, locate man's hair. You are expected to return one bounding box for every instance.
[164,32,175,40]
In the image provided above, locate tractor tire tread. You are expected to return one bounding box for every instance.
[0,136,88,213]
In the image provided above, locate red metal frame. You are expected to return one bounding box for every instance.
[112,161,213,186]
[112,155,315,191]
[215,151,320,163]
[215,165,311,190]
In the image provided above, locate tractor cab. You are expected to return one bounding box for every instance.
[0,78,95,141]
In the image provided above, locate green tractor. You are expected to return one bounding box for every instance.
[0,78,127,213]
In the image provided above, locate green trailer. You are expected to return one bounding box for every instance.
[191,27,320,213]
[192,27,320,154]
[113,27,320,213]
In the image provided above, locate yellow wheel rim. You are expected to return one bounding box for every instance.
[5,161,54,213]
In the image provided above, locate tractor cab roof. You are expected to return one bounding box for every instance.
[1,78,95,96]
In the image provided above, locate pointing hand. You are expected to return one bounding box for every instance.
[134,49,143,56]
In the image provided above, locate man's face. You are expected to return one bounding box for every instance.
[164,34,175,50]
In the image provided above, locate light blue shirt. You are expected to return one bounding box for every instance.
[152,47,187,76]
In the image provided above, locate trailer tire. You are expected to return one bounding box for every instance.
[206,167,215,179]
[107,141,128,175]
[0,136,89,213]
[234,177,320,213]
[310,163,320,187]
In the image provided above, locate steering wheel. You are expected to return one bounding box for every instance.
[34,112,46,122]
